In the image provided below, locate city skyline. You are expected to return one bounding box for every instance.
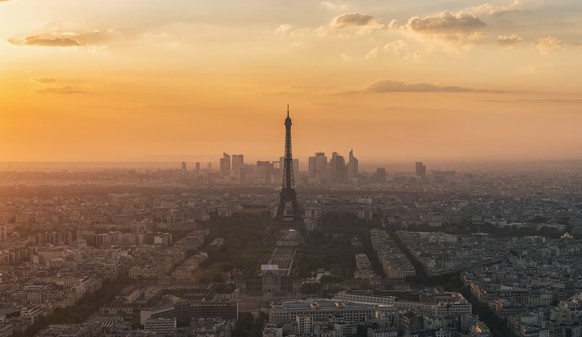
[1,0,582,162]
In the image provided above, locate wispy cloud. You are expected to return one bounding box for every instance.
[532,35,562,55]
[460,0,522,16]
[274,24,293,35]
[9,30,114,47]
[339,80,504,94]
[32,77,58,84]
[485,98,582,104]
[313,12,390,37]
[33,77,100,94]
[10,35,81,47]
[320,1,347,11]
[497,34,522,46]
[365,40,421,60]
[36,86,86,94]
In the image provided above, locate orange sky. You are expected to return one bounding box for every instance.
[1,0,581,162]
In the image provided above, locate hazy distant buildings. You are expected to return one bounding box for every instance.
[306,150,359,184]
[330,152,347,183]
[374,168,387,183]
[347,149,359,180]
[219,153,231,176]
[308,152,327,182]
[256,161,274,184]
[180,162,187,176]
[415,162,426,178]
[232,154,244,173]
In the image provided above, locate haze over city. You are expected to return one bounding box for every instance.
[3,3,582,337]
[1,0,582,162]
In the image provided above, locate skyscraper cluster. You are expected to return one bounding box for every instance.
[214,153,296,185]
[307,150,358,184]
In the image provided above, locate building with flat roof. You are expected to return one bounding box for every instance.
[269,299,397,325]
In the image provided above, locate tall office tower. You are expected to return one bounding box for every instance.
[308,156,317,176]
[275,105,302,222]
[314,152,327,174]
[375,168,387,182]
[347,149,359,178]
[256,161,274,184]
[415,162,427,178]
[180,162,188,177]
[195,162,201,175]
[330,152,347,183]
[232,154,244,173]
[239,166,247,185]
[220,152,231,176]
[308,152,327,177]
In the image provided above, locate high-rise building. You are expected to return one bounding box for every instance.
[232,154,244,173]
[308,156,316,176]
[256,161,274,184]
[374,168,387,183]
[347,149,359,178]
[308,152,327,177]
[195,162,201,175]
[239,166,247,185]
[314,152,327,174]
[275,105,302,222]
[415,162,426,178]
[220,153,231,176]
[180,162,188,177]
[330,152,347,183]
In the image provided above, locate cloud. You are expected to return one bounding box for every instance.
[10,35,81,47]
[9,30,114,47]
[320,1,347,10]
[34,79,100,94]
[387,19,399,30]
[532,35,562,54]
[406,12,488,46]
[366,80,475,93]
[275,24,292,35]
[461,0,522,16]
[366,40,420,60]
[485,98,582,104]
[407,12,485,34]
[333,13,376,29]
[33,77,58,84]
[36,86,86,94]
[339,80,504,94]
[314,12,389,37]
[497,34,522,46]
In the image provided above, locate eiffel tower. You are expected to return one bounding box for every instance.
[274,105,302,223]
